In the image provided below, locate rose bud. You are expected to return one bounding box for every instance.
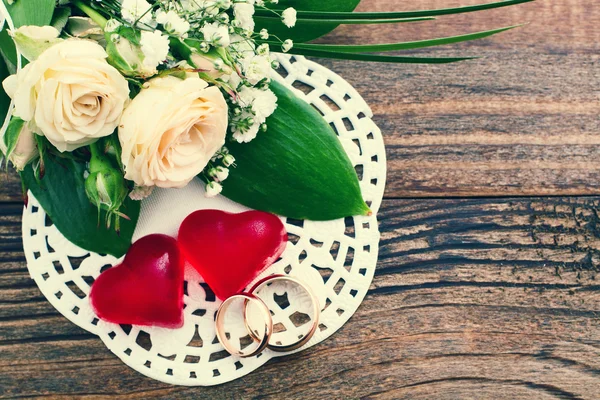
[85,142,129,231]
[104,20,168,78]
[186,43,233,79]
[2,117,38,171]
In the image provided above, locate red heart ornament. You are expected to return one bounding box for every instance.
[178,210,288,300]
[90,234,185,328]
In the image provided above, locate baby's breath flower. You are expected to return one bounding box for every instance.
[201,22,230,47]
[206,181,223,197]
[214,166,230,181]
[140,30,170,70]
[156,10,190,36]
[218,0,232,8]
[242,54,271,85]
[121,0,156,27]
[223,154,236,167]
[233,3,255,32]
[281,7,297,28]
[282,39,293,53]
[260,28,269,40]
[257,43,269,56]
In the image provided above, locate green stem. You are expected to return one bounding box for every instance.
[71,0,108,29]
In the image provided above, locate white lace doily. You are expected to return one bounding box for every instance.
[21,54,386,386]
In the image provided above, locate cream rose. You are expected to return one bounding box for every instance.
[2,39,130,152]
[119,75,228,188]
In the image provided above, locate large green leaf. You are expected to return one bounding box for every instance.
[21,156,140,258]
[2,0,55,28]
[254,0,360,43]
[221,80,370,221]
[279,25,519,53]
[255,0,533,20]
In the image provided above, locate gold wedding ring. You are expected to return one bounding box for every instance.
[215,293,273,358]
[244,275,320,352]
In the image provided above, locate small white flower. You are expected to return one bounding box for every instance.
[252,88,277,122]
[156,10,190,36]
[206,181,223,197]
[214,166,229,181]
[282,39,293,53]
[218,0,232,9]
[233,3,255,32]
[232,122,260,143]
[260,28,269,40]
[121,0,155,27]
[181,0,218,13]
[281,7,297,28]
[223,154,236,167]
[242,54,271,85]
[257,43,269,56]
[201,22,230,47]
[238,86,277,123]
[140,30,170,71]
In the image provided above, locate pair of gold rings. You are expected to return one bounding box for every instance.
[215,275,320,358]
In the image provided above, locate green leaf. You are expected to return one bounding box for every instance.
[3,116,24,159]
[3,0,55,28]
[274,46,475,63]
[256,0,533,20]
[0,54,10,132]
[275,25,519,54]
[0,27,17,69]
[50,7,71,33]
[254,0,360,43]
[255,16,435,26]
[20,155,140,258]
[221,80,370,221]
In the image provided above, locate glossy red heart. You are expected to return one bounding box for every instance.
[90,234,185,328]
[178,210,287,300]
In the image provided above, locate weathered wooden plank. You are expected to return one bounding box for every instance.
[1,197,599,398]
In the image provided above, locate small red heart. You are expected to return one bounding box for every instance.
[178,210,287,300]
[90,234,185,328]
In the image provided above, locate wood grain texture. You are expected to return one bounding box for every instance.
[1,1,598,199]
[2,197,600,398]
[1,0,600,398]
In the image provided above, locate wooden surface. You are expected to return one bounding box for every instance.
[1,0,599,398]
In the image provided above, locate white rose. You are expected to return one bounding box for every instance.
[2,39,130,152]
[119,75,228,189]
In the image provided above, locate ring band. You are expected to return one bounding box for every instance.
[215,293,273,358]
[244,275,320,352]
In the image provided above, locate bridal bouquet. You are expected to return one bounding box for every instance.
[0,0,530,258]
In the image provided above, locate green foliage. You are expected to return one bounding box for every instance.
[2,116,24,160]
[254,0,361,43]
[2,0,55,28]
[221,80,370,221]
[21,155,140,258]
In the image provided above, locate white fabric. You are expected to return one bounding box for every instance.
[21,54,387,386]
